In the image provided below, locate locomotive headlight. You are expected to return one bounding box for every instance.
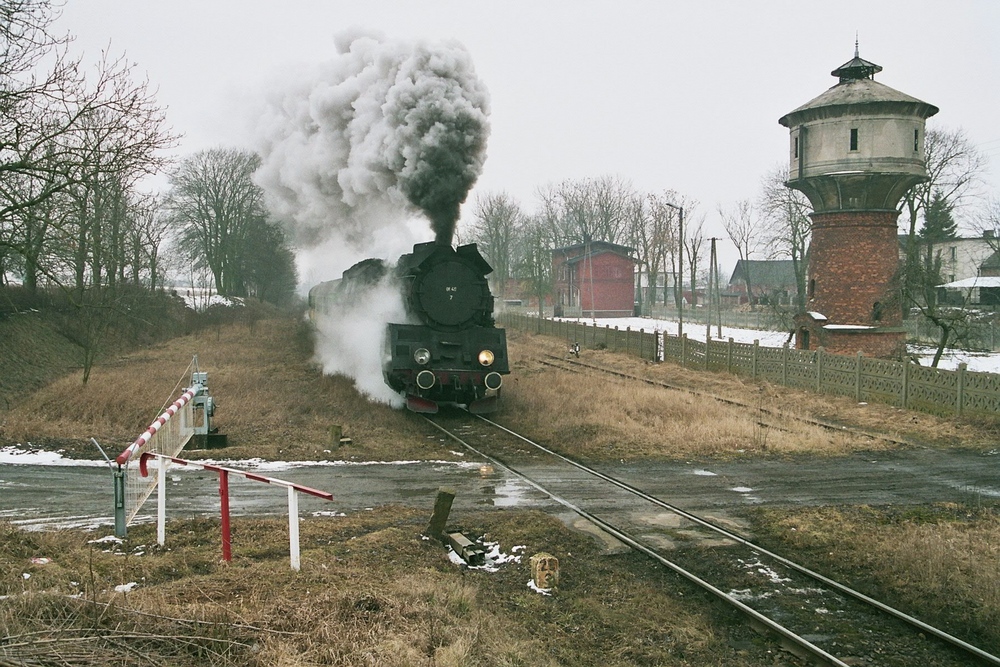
[478,350,495,367]
[414,348,431,365]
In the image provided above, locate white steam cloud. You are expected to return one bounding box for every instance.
[311,278,407,407]
[255,30,491,252]
[254,31,490,406]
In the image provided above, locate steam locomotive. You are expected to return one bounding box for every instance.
[308,241,509,414]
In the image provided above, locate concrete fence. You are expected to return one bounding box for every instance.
[499,313,1000,419]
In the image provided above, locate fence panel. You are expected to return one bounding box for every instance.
[859,358,905,406]
[784,349,817,391]
[755,345,784,383]
[705,339,725,370]
[907,364,960,415]
[819,352,858,399]
[728,341,756,376]
[963,369,1000,416]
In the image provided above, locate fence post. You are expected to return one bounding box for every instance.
[855,351,863,402]
[782,343,789,386]
[704,337,710,370]
[815,348,824,393]
[957,362,967,417]
[902,360,910,409]
[728,337,734,374]
[752,340,759,380]
[681,334,687,368]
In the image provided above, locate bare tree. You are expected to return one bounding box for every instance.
[544,176,634,246]
[648,191,684,308]
[719,199,767,309]
[625,193,653,314]
[0,1,174,294]
[685,216,705,307]
[900,126,986,309]
[514,214,554,319]
[469,191,523,299]
[758,165,812,310]
[167,149,271,297]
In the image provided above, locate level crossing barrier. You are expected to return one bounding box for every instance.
[112,360,214,537]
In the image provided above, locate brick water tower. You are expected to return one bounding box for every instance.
[779,46,938,358]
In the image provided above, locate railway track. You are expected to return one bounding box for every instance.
[536,353,913,448]
[424,411,1000,667]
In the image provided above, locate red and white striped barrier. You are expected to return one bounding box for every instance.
[139,452,334,571]
[116,385,202,466]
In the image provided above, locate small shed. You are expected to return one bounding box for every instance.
[552,241,637,317]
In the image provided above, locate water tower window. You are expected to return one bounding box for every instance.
[794,136,799,159]
[850,128,859,151]
[914,129,919,151]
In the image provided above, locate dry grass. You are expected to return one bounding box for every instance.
[0,508,766,666]
[749,504,1000,651]
[500,329,1000,459]
[0,317,443,461]
[500,332,885,460]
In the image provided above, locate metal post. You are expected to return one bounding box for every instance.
[157,459,167,546]
[752,340,759,380]
[219,470,231,562]
[706,238,714,345]
[113,467,127,538]
[288,486,300,571]
[714,240,723,340]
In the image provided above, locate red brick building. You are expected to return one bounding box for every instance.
[779,48,937,358]
[552,241,636,317]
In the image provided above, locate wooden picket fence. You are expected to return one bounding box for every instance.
[498,313,1000,419]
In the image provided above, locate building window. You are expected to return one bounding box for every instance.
[808,278,816,297]
[950,246,957,261]
[914,129,919,151]
[794,136,799,159]
[850,128,858,151]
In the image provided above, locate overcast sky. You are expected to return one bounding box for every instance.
[55,1,1000,278]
